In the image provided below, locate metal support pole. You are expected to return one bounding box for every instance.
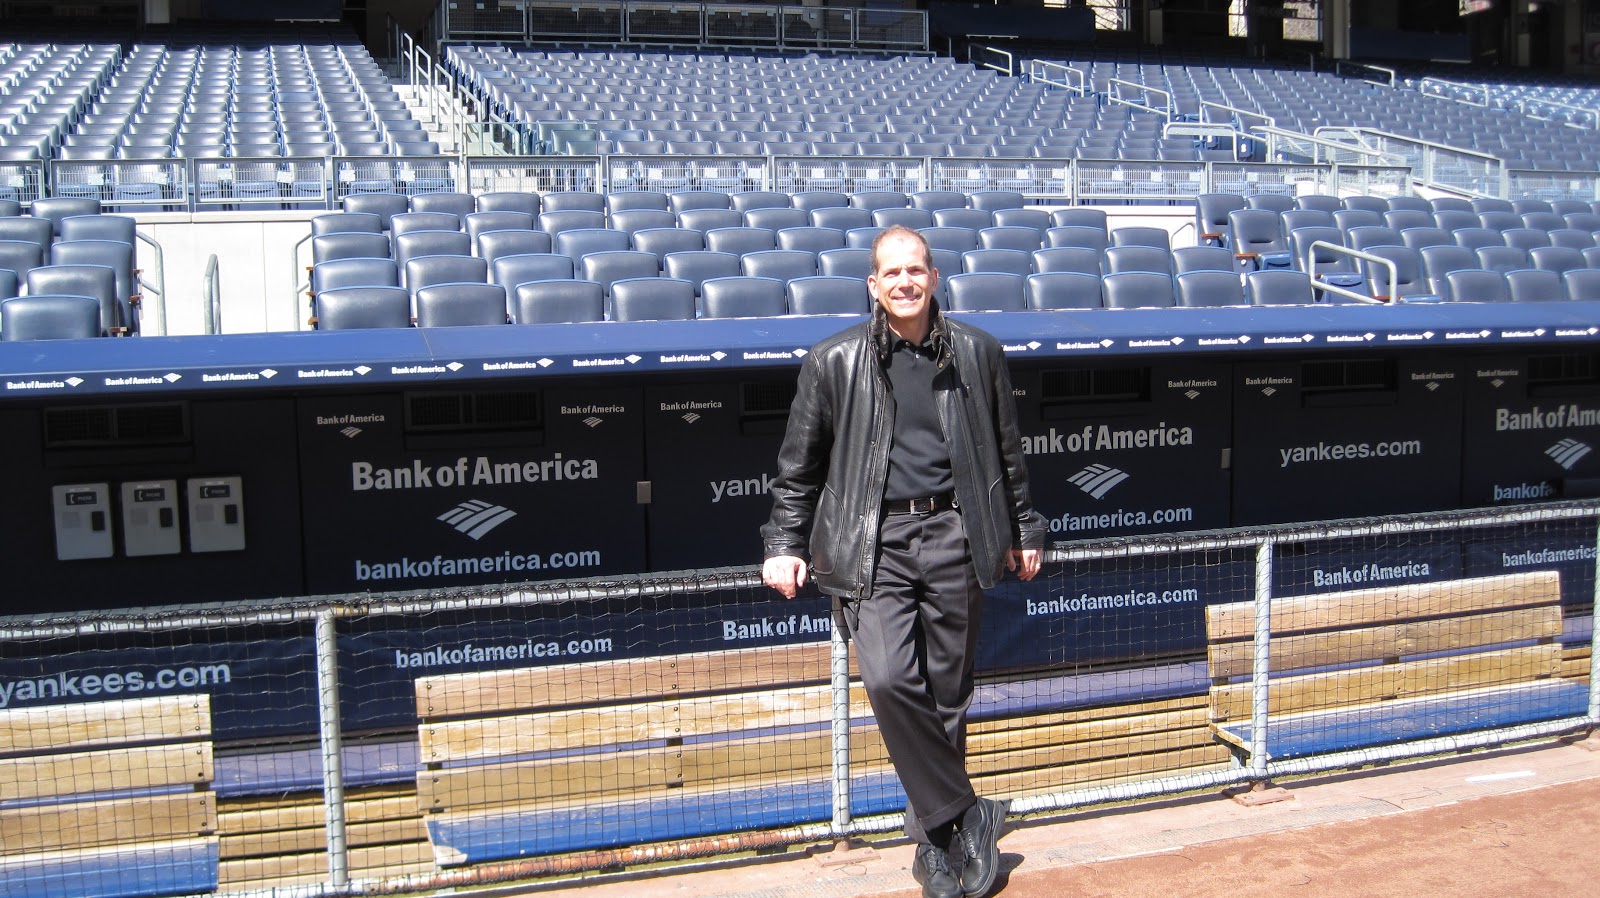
[316,610,349,888]
[1249,539,1274,783]
[1588,519,1600,726]
[829,618,853,839]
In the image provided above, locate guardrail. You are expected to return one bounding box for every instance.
[1343,128,1508,199]
[1419,76,1490,108]
[1335,59,1395,88]
[437,0,928,51]
[1109,77,1173,120]
[1025,59,1089,97]
[1307,240,1391,304]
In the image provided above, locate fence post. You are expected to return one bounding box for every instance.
[316,609,350,888]
[1249,539,1274,783]
[829,617,853,841]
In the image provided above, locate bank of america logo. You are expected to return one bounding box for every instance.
[583,416,604,428]
[340,426,362,438]
[1068,464,1130,499]
[1547,438,1592,471]
[682,412,701,424]
[437,500,518,541]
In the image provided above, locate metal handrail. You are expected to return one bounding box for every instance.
[968,44,1013,77]
[1026,59,1088,97]
[1515,96,1600,130]
[1307,240,1390,305]
[1419,76,1489,108]
[1200,99,1273,131]
[134,230,167,336]
[292,233,313,332]
[1108,77,1172,120]
[202,254,220,335]
[1255,124,1404,165]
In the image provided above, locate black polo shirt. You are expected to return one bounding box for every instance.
[883,335,954,502]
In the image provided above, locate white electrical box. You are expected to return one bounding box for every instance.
[53,483,115,560]
[122,480,181,557]
[187,476,245,553]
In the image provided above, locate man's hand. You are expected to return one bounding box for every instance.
[763,554,809,599]
[1007,548,1042,581]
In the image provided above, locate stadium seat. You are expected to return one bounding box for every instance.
[542,191,605,214]
[1361,245,1431,301]
[668,191,734,213]
[491,253,576,291]
[1033,246,1101,276]
[1562,268,1600,301]
[464,211,536,245]
[1245,269,1315,306]
[30,197,101,237]
[475,229,553,266]
[910,191,967,212]
[555,228,632,262]
[1502,228,1551,252]
[850,191,909,211]
[342,193,408,229]
[0,216,54,248]
[414,283,509,327]
[26,264,120,333]
[776,226,846,255]
[729,191,792,213]
[818,247,872,280]
[311,212,384,237]
[786,276,869,315]
[1547,229,1596,250]
[312,257,399,297]
[678,208,745,233]
[790,190,851,212]
[978,226,1042,252]
[1172,245,1235,274]
[1347,226,1403,251]
[945,272,1026,312]
[609,209,678,237]
[632,227,705,263]
[1444,269,1512,303]
[1103,245,1173,276]
[391,211,463,236]
[872,207,935,230]
[49,239,138,326]
[931,208,993,231]
[606,191,670,214]
[1175,270,1246,307]
[476,192,542,217]
[0,239,46,282]
[1475,246,1529,273]
[1399,227,1453,251]
[512,279,605,323]
[1195,193,1246,246]
[1228,209,1291,270]
[967,190,1024,212]
[741,249,818,282]
[1529,245,1586,277]
[540,210,607,237]
[699,276,787,319]
[1101,271,1175,308]
[411,192,476,219]
[962,248,1032,276]
[1453,228,1505,251]
[609,276,696,321]
[406,255,489,296]
[581,250,661,296]
[1045,225,1109,252]
[313,286,413,330]
[706,227,778,255]
[1026,271,1101,309]
[1419,245,1479,295]
[921,227,980,253]
[1,294,102,340]
[1505,268,1564,302]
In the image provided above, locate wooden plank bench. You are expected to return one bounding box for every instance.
[0,694,218,898]
[1205,570,1590,762]
[414,641,866,867]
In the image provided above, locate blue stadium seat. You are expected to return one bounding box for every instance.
[476,192,543,217]
[706,227,778,256]
[1175,270,1246,307]
[1444,268,1512,303]
[786,276,869,315]
[1100,271,1175,308]
[678,208,745,233]
[961,248,1032,276]
[1506,268,1564,302]
[581,250,661,296]
[699,276,787,319]
[609,276,696,321]
[1102,245,1173,276]
[26,264,120,333]
[1,294,103,340]
[919,227,979,253]
[491,253,575,292]
[1026,271,1102,309]
[512,279,605,323]
[1245,269,1315,306]
[776,226,846,255]
[741,249,818,282]
[932,208,993,231]
[818,247,872,280]
[414,283,509,327]
[945,272,1026,311]
[311,212,385,237]
[554,227,632,261]
[391,211,463,236]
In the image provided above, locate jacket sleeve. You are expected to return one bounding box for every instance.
[987,344,1048,551]
[760,350,834,560]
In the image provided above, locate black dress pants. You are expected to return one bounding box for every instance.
[843,506,982,844]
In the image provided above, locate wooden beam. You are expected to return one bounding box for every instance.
[0,742,212,802]
[0,694,210,756]
[1,792,214,853]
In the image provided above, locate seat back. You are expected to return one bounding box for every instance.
[1475,245,1529,273]
[1110,226,1171,250]
[0,239,46,281]
[464,211,536,244]
[390,211,462,236]
[961,248,1031,276]
[609,276,696,321]
[411,192,476,219]
[1361,245,1428,299]
[312,257,399,297]
[315,285,413,328]
[1444,268,1512,303]
[29,197,102,236]
[1419,245,1478,295]
[1506,268,1564,302]
[1032,246,1101,275]
[414,282,509,327]
[1,294,101,339]
[581,250,661,295]
[978,225,1042,252]
[945,272,1026,311]
[1103,245,1172,276]
[741,249,818,282]
[554,227,631,261]
[609,208,678,237]
[729,191,792,213]
[1175,270,1245,307]
[0,215,55,247]
[341,192,408,228]
[1528,245,1585,276]
[475,228,553,265]
[476,192,542,216]
[491,253,575,291]
[48,239,136,325]
[1562,268,1600,301]
[1172,245,1235,274]
[311,212,384,236]
[1026,271,1101,309]
[1100,271,1175,308]
[405,254,488,292]
[1195,193,1246,245]
[818,247,872,280]
[699,276,787,319]
[1245,269,1314,305]
[786,276,869,315]
[541,191,605,213]
[512,279,605,323]
[706,226,777,255]
[776,226,846,255]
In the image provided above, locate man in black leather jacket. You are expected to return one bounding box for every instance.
[762,225,1046,898]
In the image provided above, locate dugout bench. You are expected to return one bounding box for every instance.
[0,694,218,898]
[1204,570,1590,762]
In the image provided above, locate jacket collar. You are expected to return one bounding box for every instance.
[871,297,949,365]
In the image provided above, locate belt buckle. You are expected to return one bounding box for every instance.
[909,497,935,515]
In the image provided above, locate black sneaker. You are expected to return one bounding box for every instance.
[911,843,962,898]
[954,797,1009,897]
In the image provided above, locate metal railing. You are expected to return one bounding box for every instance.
[1341,128,1507,200]
[436,0,928,51]
[202,254,220,336]
[1335,60,1396,88]
[1109,77,1173,120]
[968,44,1014,78]
[1419,76,1490,108]
[1306,240,1391,304]
[1025,59,1089,97]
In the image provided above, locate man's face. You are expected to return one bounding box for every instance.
[868,232,938,337]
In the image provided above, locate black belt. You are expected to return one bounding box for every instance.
[881,493,956,516]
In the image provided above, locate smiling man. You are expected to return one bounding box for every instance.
[761,225,1046,898]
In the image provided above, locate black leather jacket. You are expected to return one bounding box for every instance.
[761,302,1047,599]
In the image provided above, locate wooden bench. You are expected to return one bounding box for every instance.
[1205,570,1589,762]
[414,641,867,867]
[0,694,218,898]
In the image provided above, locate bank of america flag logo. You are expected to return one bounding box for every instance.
[438,500,517,541]
[1068,464,1130,499]
[1547,438,1592,471]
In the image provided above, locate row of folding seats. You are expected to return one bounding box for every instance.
[0,196,139,335]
